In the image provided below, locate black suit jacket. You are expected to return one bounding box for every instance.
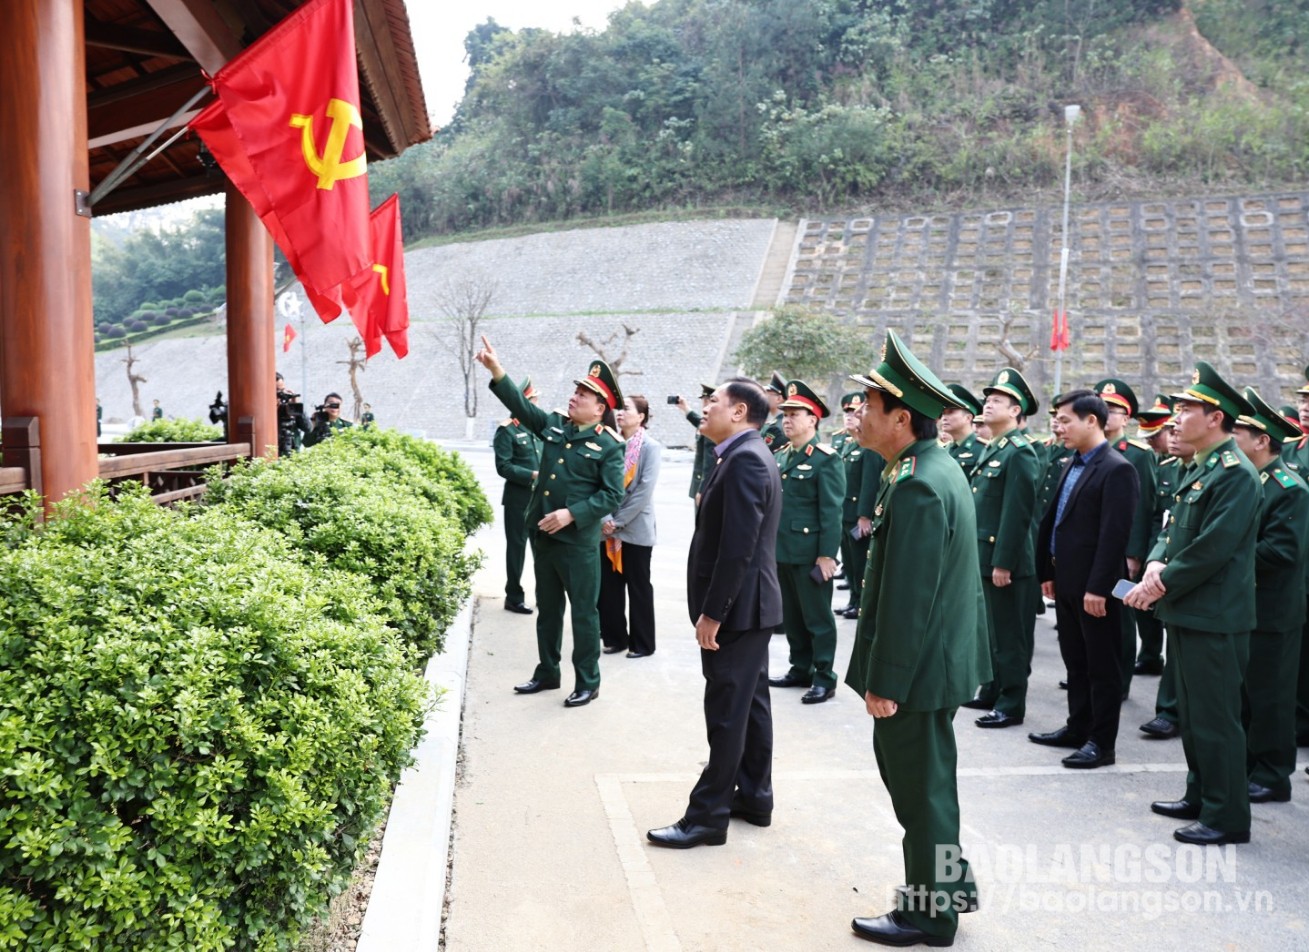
[687,429,783,632]
[1037,442,1139,598]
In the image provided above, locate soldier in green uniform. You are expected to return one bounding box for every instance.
[1233,387,1309,804]
[760,371,787,453]
[940,383,983,470]
[302,392,353,446]
[963,368,1041,728]
[475,337,626,708]
[360,403,376,429]
[1290,369,1309,747]
[1127,362,1260,845]
[494,378,543,615]
[1094,379,1158,697]
[845,330,988,948]
[679,385,717,505]
[151,399,163,421]
[767,380,846,704]
[1138,414,1191,741]
[1133,394,1176,674]
[837,392,883,619]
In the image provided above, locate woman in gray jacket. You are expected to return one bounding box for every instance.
[600,394,662,657]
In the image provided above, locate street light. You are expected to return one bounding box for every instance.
[1053,103,1081,399]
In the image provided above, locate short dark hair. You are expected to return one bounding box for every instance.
[723,377,770,427]
[879,391,938,442]
[1052,389,1108,430]
[627,394,650,426]
[1203,404,1236,432]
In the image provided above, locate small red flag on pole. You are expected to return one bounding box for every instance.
[1050,309,1070,351]
[282,323,297,352]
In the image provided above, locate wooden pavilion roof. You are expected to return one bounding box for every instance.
[86,0,431,216]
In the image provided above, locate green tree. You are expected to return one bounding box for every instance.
[734,307,878,400]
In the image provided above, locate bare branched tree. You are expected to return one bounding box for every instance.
[435,273,498,418]
[576,324,644,383]
[337,337,367,421]
[996,310,1042,371]
[122,343,146,418]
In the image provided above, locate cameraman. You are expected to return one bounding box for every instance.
[275,373,311,456]
[208,391,228,441]
[304,391,353,447]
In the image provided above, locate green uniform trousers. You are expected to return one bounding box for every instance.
[530,534,602,691]
[1298,597,1309,742]
[1243,627,1300,795]
[873,708,973,941]
[1171,625,1251,833]
[1119,606,1141,697]
[503,503,529,602]
[839,522,870,606]
[981,576,1036,718]
[1136,608,1165,666]
[1153,640,1179,725]
[779,562,839,689]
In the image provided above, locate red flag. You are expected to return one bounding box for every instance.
[189,0,369,308]
[1050,309,1070,351]
[283,323,298,352]
[345,195,409,359]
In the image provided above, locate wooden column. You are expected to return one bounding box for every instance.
[224,183,276,459]
[0,0,97,504]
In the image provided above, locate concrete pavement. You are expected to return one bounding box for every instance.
[440,441,1309,951]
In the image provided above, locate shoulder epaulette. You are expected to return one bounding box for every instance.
[1273,467,1298,489]
[1010,433,1029,447]
[1221,449,1240,469]
[814,443,836,455]
[1160,456,1178,467]
[1128,438,1152,451]
[997,436,1009,448]
[602,425,622,441]
[893,456,917,482]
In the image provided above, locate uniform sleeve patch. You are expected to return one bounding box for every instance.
[1273,468,1297,489]
[815,443,836,455]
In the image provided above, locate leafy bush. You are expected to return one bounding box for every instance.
[103,324,126,339]
[149,313,171,326]
[0,485,429,951]
[126,319,147,332]
[204,430,488,658]
[118,418,224,443]
[177,308,195,320]
[183,289,206,304]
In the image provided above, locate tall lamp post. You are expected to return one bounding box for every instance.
[1053,103,1081,398]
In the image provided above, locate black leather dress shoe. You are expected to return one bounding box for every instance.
[1139,716,1179,739]
[851,911,953,947]
[729,801,772,827]
[801,685,834,704]
[841,606,861,619]
[1173,822,1250,845]
[768,674,812,688]
[1150,799,1201,820]
[626,650,651,658]
[1028,726,1084,748]
[504,599,534,614]
[1062,741,1115,769]
[602,645,624,654]
[646,818,727,849]
[959,696,994,710]
[837,581,850,590]
[1248,781,1291,803]
[564,688,598,707]
[1133,658,1163,676]
[840,602,858,614]
[975,710,1023,728]
[513,678,560,694]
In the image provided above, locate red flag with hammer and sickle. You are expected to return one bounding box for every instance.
[344,195,410,359]
[189,0,369,316]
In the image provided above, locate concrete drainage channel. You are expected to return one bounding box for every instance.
[357,599,474,951]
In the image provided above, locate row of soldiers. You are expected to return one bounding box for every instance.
[679,361,1309,812]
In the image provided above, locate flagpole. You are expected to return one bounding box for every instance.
[1054,104,1081,400]
[300,293,309,403]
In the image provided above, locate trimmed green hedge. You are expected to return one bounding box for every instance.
[0,486,428,950]
[118,418,224,443]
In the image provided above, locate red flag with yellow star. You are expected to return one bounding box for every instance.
[344,195,409,359]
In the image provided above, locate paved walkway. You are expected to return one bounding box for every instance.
[442,442,1309,952]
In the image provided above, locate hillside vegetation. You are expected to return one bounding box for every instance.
[369,0,1309,239]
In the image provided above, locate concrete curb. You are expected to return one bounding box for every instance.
[357,598,474,952]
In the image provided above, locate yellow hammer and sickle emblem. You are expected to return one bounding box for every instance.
[373,263,390,296]
[290,98,367,190]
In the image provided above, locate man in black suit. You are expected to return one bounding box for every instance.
[648,378,783,848]
[1031,390,1139,768]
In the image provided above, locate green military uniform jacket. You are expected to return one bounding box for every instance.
[685,409,716,499]
[840,438,882,525]
[1282,434,1308,471]
[303,417,352,447]
[493,417,542,508]
[946,432,983,471]
[760,412,785,454]
[968,428,1040,576]
[1151,455,1181,547]
[489,375,625,547]
[1112,437,1159,561]
[1252,459,1309,632]
[775,435,845,564]
[845,439,991,710]
[1035,436,1074,529]
[1147,437,1260,632]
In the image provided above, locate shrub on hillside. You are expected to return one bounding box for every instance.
[205,431,488,658]
[126,319,147,332]
[0,485,429,951]
[118,418,224,443]
[103,324,126,339]
[183,289,206,304]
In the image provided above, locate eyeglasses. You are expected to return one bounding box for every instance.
[326,403,341,409]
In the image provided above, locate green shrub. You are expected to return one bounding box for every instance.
[204,431,487,658]
[182,289,206,304]
[0,485,429,951]
[118,419,224,443]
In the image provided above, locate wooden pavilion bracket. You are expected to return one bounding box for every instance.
[0,417,42,496]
